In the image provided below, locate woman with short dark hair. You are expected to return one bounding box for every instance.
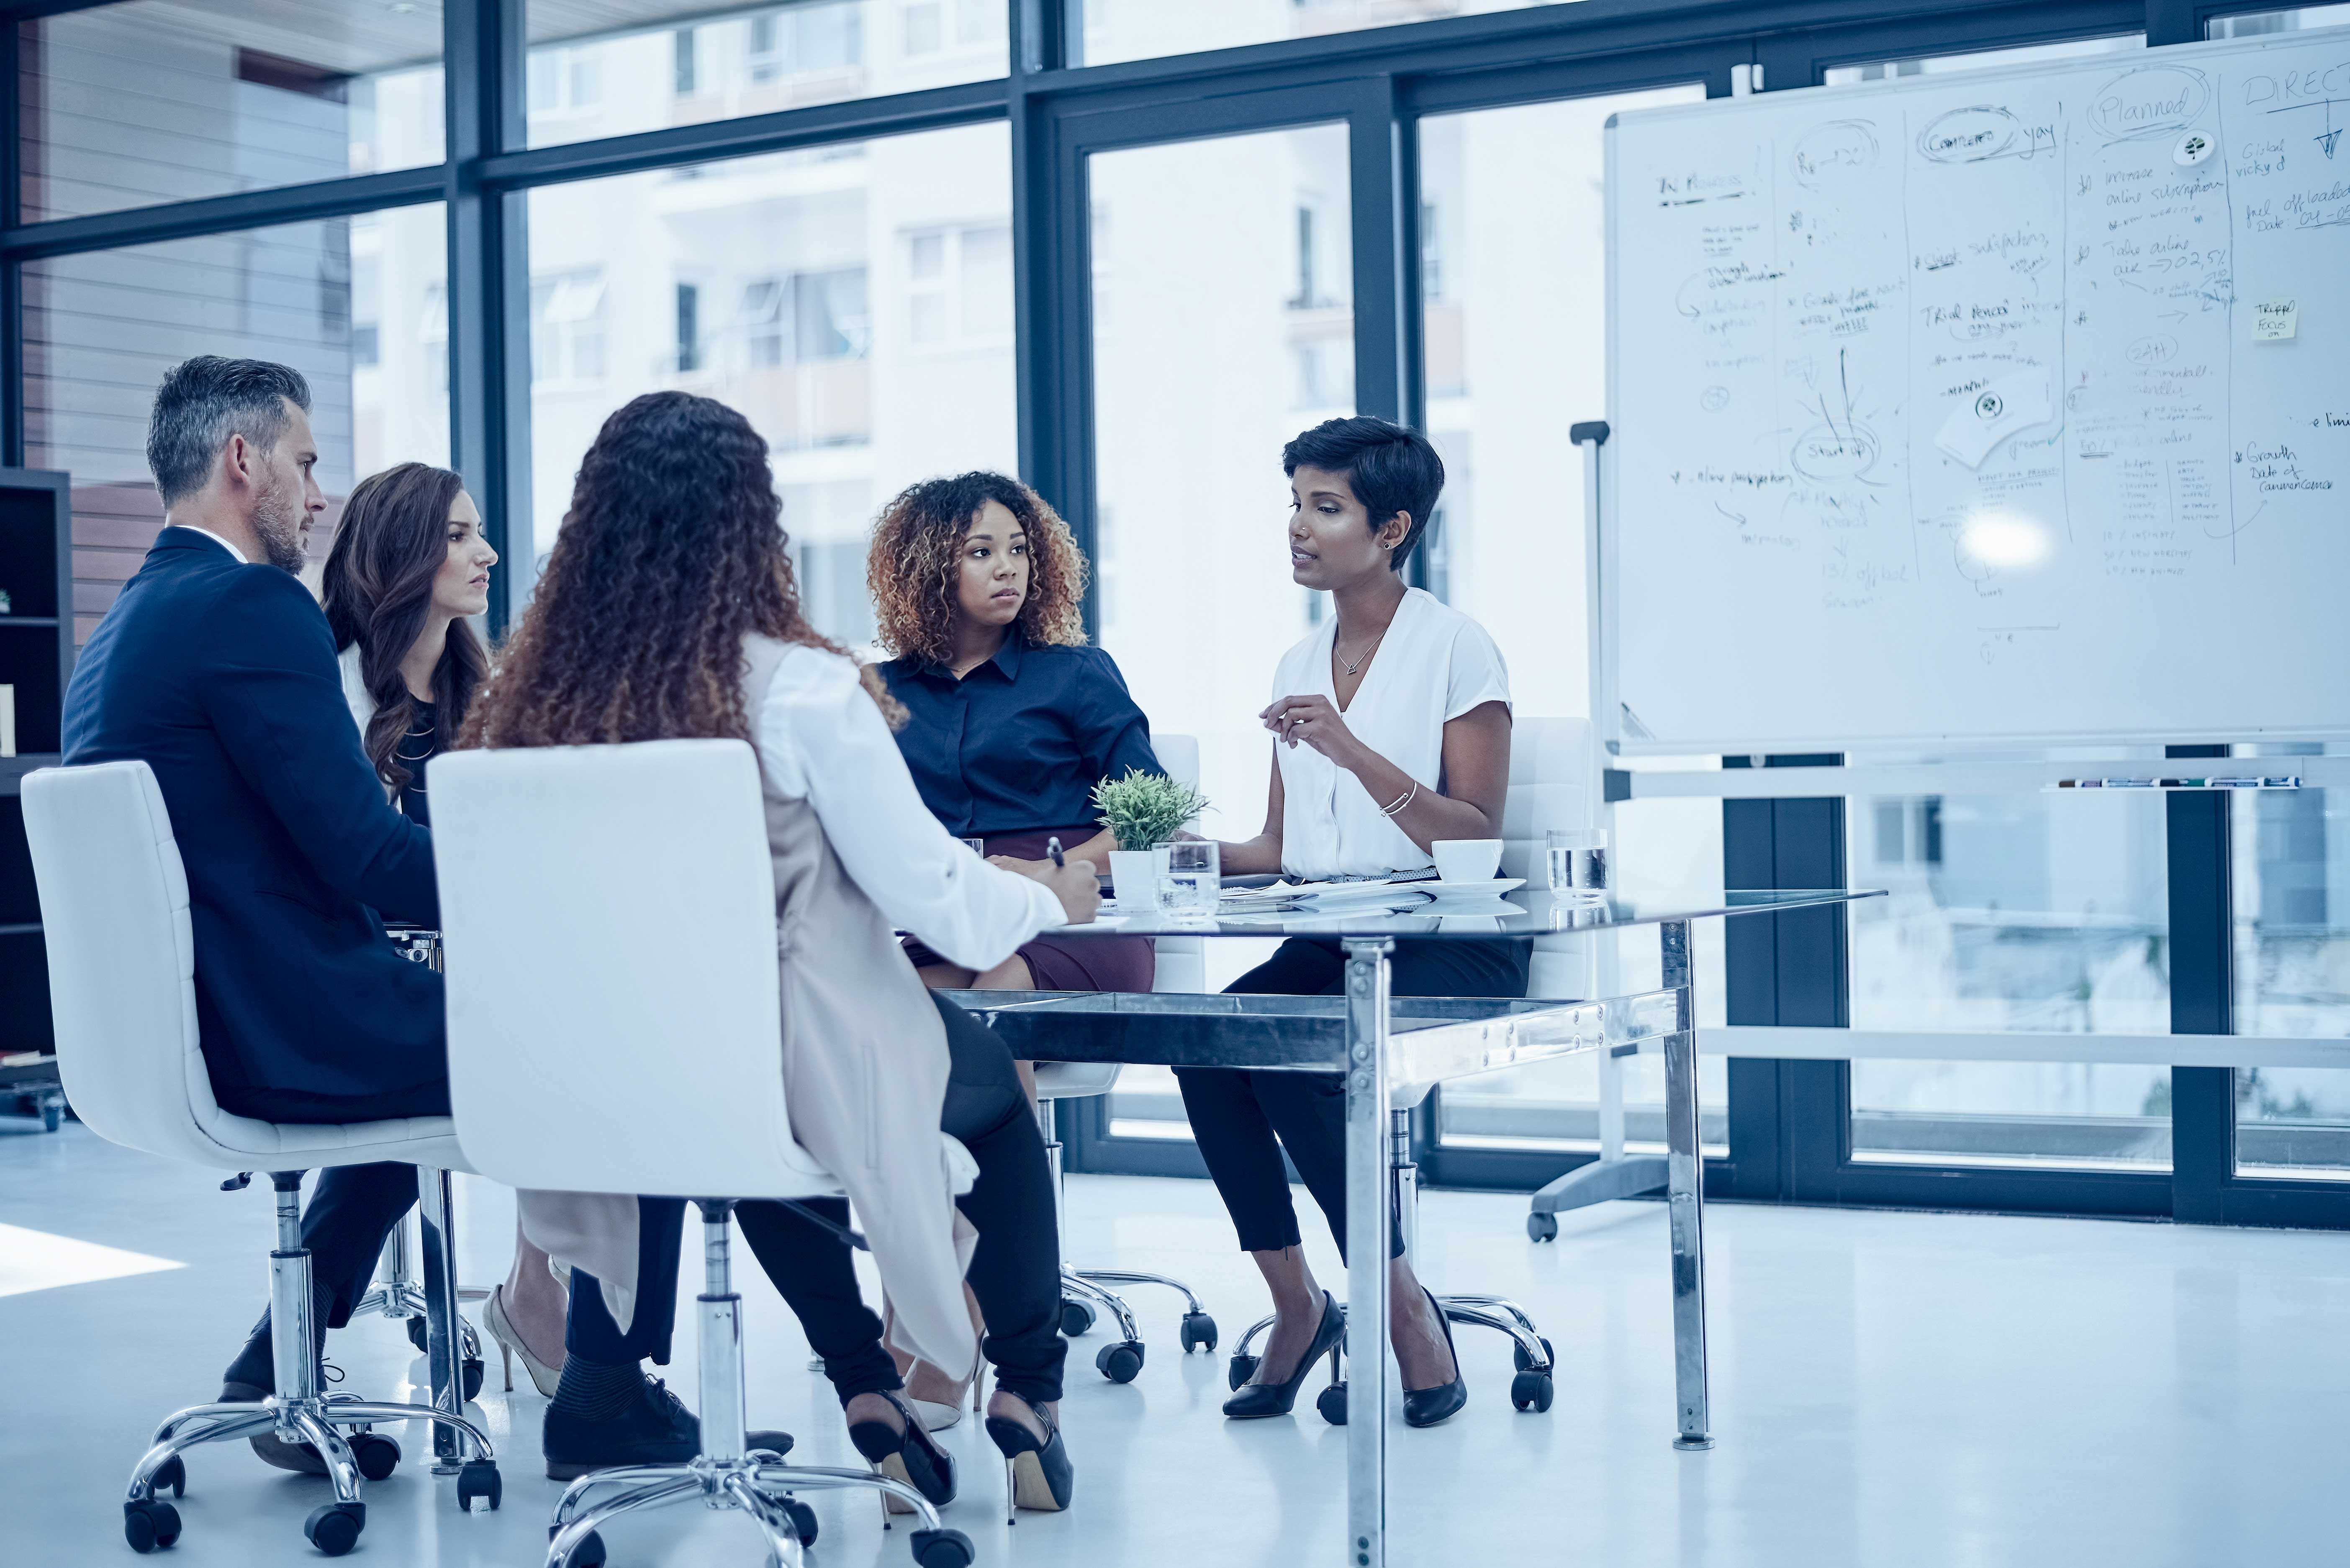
[1184,415,1527,1429]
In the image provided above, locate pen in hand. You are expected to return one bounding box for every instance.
[1047,836,1066,870]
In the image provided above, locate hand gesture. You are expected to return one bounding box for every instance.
[1260,693,1359,764]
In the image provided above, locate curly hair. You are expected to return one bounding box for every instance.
[463,391,890,750]
[321,462,488,793]
[867,471,1089,665]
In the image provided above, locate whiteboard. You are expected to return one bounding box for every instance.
[1605,31,2350,753]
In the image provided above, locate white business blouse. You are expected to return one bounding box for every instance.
[754,643,1064,968]
[1272,586,1512,880]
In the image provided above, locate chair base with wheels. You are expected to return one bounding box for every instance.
[1032,1078,1217,1381]
[545,1201,973,1568]
[1216,1104,1558,1420]
[125,1173,501,1558]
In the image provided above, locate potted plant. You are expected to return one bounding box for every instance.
[1091,768,1210,904]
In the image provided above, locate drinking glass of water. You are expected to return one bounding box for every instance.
[1155,840,1220,918]
[1547,829,1608,903]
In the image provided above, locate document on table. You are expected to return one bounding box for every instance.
[1217,874,1437,911]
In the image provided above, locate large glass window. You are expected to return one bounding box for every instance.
[24,207,451,639]
[1414,82,1703,719]
[2209,5,2350,38]
[19,2,445,223]
[520,123,1013,643]
[524,0,1008,151]
[1074,0,1570,69]
[2231,751,2350,1178]
[1846,785,2173,1169]
[1821,31,2143,84]
[1087,121,1351,1139]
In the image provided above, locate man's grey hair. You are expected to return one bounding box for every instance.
[145,356,312,508]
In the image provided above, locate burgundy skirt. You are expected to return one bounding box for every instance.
[901,825,1156,994]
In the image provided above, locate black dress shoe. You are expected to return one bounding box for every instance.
[1223,1292,1346,1419]
[218,1380,327,1476]
[849,1391,957,1511]
[542,1376,793,1481]
[1400,1288,1467,1428]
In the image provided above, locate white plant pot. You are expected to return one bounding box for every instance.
[1107,849,1159,907]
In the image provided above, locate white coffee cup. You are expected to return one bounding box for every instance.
[1430,838,1502,883]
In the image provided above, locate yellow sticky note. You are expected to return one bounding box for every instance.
[2254,300,2298,341]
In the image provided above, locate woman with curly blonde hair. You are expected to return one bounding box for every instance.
[869,470,1163,1001]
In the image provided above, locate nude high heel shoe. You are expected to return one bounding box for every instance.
[483,1283,563,1397]
[903,1332,985,1432]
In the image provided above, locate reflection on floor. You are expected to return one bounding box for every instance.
[1,1119,2345,1566]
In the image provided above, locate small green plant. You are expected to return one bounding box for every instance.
[1092,767,1209,852]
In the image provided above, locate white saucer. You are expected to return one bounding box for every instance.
[1424,877,1525,898]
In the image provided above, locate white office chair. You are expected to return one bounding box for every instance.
[1222,717,1594,1419]
[21,761,500,1559]
[429,740,975,1568]
[1030,730,1217,1381]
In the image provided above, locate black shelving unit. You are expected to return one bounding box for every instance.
[0,467,72,1065]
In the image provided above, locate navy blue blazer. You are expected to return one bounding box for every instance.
[62,528,447,1123]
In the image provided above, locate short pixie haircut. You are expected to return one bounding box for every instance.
[867,471,1089,665]
[1281,415,1446,572]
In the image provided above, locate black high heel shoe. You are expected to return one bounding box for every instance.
[983,1389,1073,1522]
[1401,1288,1467,1428]
[1223,1291,1346,1419]
[847,1391,956,1512]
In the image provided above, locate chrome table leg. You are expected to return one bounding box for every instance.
[1660,919,1713,1450]
[1342,937,1393,1568]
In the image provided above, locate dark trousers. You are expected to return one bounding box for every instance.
[222,1162,419,1388]
[590,993,1068,1406]
[567,1198,689,1367]
[1176,937,1530,1261]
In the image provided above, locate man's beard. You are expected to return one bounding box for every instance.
[251,477,307,575]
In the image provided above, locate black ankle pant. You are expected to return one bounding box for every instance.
[1176,937,1529,1261]
[575,992,1067,1406]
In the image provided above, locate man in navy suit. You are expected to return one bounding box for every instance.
[63,357,445,1471]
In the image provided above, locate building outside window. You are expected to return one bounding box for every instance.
[529,271,609,384]
[906,224,1013,349]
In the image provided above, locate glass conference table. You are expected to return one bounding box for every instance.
[944,883,1884,1568]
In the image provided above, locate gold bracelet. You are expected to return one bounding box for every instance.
[1380,783,1418,817]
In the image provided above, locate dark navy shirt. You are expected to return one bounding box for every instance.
[877,627,1162,837]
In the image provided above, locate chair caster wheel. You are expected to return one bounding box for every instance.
[349,1431,402,1482]
[455,1458,501,1512]
[1179,1311,1218,1354]
[1058,1296,1096,1337]
[1225,1351,1258,1391]
[910,1525,976,1568]
[1096,1340,1145,1383]
[406,1314,429,1353]
[152,1454,187,1499]
[1527,1211,1558,1243]
[776,1495,817,1544]
[123,1498,182,1553]
[1316,1381,1349,1425]
[1511,1369,1556,1413]
[1512,1336,1556,1373]
[462,1355,486,1402]
[552,1523,606,1568]
[303,1501,365,1557]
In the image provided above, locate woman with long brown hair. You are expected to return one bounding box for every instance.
[320,462,573,1400]
[462,391,1093,1512]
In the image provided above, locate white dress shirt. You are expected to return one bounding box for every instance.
[1272,586,1512,880]
[755,642,1066,970]
[179,524,247,563]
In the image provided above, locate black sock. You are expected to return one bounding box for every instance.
[550,1355,642,1422]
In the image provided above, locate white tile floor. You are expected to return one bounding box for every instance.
[2,1117,2346,1567]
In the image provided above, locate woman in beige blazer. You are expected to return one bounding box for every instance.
[462,392,1096,1518]
[320,462,570,1397]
